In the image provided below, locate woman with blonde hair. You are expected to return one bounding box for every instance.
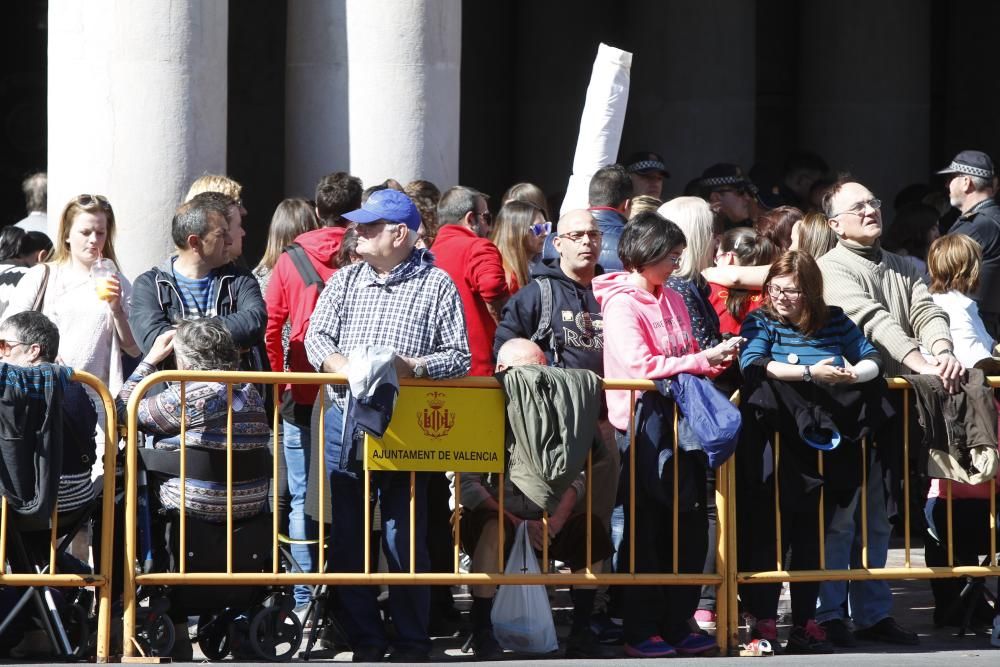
[793,212,837,259]
[7,194,141,470]
[490,200,549,293]
[659,196,721,351]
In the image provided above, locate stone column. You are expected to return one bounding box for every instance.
[285,0,350,198]
[48,0,228,280]
[346,0,461,188]
[798,0,931,204]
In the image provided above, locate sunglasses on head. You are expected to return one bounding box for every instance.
[75,194,112,210]
[529,221,552,237]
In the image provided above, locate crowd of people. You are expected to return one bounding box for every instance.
[2,146,1000,660]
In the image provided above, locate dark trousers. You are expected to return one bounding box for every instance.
[329,469,431,654]
[699,468,718,612]
[738,484,822,628]
[426,472,456,613]
[616,436,708,644]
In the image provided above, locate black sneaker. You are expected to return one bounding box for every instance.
[819,618,856,647]
[351,644,386,662]
[854,617,919,645]
[565,631,620,659]
[471,628,503,661]
[785,620,834,654]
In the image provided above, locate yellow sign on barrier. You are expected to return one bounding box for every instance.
[365,386,505,472]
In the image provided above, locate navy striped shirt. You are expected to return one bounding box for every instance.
[739,306,880,371]
[172,259,218,318]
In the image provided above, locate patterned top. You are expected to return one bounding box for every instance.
[667,276,722,351]
[171,259,218,318]
[116,361,271,522]
[305,248,471,408]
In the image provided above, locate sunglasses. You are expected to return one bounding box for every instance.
[75,194,113,210]
[529,221,552,237]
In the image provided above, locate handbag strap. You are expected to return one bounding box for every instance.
[30,264,50,312]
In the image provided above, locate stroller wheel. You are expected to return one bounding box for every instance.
[196,613,232,661]
[136,610,175,657]
[248,605,303,662]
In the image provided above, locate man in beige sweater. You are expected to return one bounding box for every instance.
[814,180,963,647]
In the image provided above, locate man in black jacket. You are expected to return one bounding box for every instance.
[128,194,267,367]
[941,150,1000,338]
[494,207,621,640]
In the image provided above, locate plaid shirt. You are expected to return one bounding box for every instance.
[305,249,471,407]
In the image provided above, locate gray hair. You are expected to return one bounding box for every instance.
[437,186,486,226]
[658,197,714,280]
[173,319,239,371]
[172,193,231,248]
[970,174,993,192]
[22,172,46,212]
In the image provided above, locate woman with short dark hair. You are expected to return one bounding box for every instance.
[593,211,738,658]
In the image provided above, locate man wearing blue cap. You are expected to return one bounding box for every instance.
[305,188,471,662]
[942,150,1000,338]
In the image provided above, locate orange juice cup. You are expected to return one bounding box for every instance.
[91,258,118,302]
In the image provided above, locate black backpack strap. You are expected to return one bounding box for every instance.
[286,243,325,294]
[529,277,561,365]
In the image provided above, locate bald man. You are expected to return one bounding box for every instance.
[495,337,547,371]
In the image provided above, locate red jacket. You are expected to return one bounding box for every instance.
[431,225,510,376]
[265,226,346,404]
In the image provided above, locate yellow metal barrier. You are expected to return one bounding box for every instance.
[0,371,117,662]
[120,370,734,657]
[724,376,1000,652]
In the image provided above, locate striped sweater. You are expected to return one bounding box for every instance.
[817,243,952,378]
[739,306,881,371]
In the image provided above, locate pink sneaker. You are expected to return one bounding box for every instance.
[694,609,717,631]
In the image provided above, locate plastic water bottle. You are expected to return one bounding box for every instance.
[991,614,1000,648]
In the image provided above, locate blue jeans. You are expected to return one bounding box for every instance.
[815,454,893,629]
[323,402,431,654]
[283,418,315,607]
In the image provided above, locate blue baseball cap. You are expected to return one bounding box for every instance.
[342,189,422,231]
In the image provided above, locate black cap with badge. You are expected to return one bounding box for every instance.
[936,150,995,179]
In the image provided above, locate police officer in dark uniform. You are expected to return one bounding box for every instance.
[941,150,1000,339]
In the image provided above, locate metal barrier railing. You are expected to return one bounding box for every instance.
[120,370,734,657]
[117,370,1000,658]
[724,376,1000,652]
[0,370,117,662]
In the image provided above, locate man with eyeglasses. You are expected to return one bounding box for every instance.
[433,186,510,377]
[696,163,756,230]
[940,150,1000,339]
[813,179,960,648]
[494,208,622,647]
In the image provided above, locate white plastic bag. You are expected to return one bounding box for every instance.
[490,522,559,654]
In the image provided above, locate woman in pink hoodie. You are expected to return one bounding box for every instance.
[593,211,738,659]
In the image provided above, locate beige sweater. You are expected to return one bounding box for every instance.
[818,243,953,378]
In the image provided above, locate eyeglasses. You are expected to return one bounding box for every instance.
[830,197,881,218]
[664,254,683,266]
[529,221,552,237]
[557,230,604,243]
[767,284,804,300]
[0,339,29,355]
[477,210,492,224]
[75,194,112,210]
[350,221,400,238]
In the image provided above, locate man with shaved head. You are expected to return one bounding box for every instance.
[493,207,620,643]
[495,337,547,370]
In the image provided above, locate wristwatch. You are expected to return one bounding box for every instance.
[802,365,813,383]
[412,359,428,378]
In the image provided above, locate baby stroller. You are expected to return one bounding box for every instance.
[0,363,100,660]
[132,443,304,661]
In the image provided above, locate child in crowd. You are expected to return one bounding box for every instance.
[708,228,777,336]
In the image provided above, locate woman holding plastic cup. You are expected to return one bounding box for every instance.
[7,195,141,473]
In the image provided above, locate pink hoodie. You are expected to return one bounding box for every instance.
[593,272,717,430]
